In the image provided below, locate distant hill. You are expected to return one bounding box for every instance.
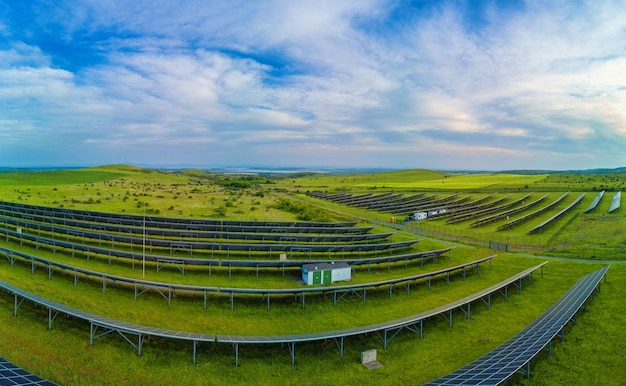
[500,167,626,175]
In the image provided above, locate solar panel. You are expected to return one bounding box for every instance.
[527,193,586,234]
[608,191,621,213]
[0,200,358,229]
[584,190,605,213]
[1,262,543,368]
[425,265,609,385]
[0,356,56,385]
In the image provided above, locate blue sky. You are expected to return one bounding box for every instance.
[1,1,625,170]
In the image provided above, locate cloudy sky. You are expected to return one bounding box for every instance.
[1,1,625,170]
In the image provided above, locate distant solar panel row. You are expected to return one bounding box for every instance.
[608,191,621,213]
[584,190,604,213]
[366,194,432,211]
[0,206,374,237]
[362,193,425,210]
[444,194,511,222]
[0,227,418,266]
[527,193,585,234]
[308,191,469,215]
[425,265,609,385]
[1,211,369,237]
[497,192,569,231]
[468,194,549,228]
[0,200,357,229]
[1,214,391,247]
[390,194,460,215]
[448,193,532,224]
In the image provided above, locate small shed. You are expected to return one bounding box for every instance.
[301,262,351,285]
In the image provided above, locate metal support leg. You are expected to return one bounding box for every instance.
[288,342,295,365]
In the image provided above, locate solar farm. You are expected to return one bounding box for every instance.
[0,166,625,385]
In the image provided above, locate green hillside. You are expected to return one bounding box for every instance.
[0,165,624,385]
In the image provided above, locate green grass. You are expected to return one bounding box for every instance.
[0,166,351,222]
[281,170,547,192]
[0,235,464,291]
[1,165,626,385]
[301,188,626,259]
[282,169,449,191]
[0,168,125,186]
[1,255,622,385]
[355,173,548,190]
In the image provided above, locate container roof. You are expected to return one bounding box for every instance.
[302,262,350,271]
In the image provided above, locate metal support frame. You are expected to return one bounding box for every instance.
[73,270,80,287]
[479,293,492,310]
[90,323,144,357]
[334,337,345,358]
[498,285,509,302]
[377,319,423,350]
[134,284,173,307]
[13,293,25,316]
[48,308,59,330]
[156,258,185,275]
[458,303,471,321]
[333,288,365,306]
[169,243,193,258]
[288,342,295,365]
[441,309,454,329]
[3,251,16,266]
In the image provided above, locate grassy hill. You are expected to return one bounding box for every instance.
[0,165,625,385]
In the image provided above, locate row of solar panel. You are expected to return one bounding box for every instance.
[1,212,392,247]
[0,262,544,368]
[0,245,461,310]
[0,226,418,268]
[527,193,586,234]
[0,200,357,229]
[425,265,609,385]
[0,204,367,236]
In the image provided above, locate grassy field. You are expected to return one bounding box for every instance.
[0,165,625,385]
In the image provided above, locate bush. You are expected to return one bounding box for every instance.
[270,199,329,221]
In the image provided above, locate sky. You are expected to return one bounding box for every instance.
[1,1,625,171]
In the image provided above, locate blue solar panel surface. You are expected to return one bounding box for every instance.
[0,356,56,385]
[608,191,621,213]
[584,190,604,213]
[425,265,609,385]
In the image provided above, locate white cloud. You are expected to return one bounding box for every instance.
[2,1,626,169]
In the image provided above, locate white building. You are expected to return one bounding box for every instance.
[301,262,351,285]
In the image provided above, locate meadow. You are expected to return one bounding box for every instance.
[0,165,625,385]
